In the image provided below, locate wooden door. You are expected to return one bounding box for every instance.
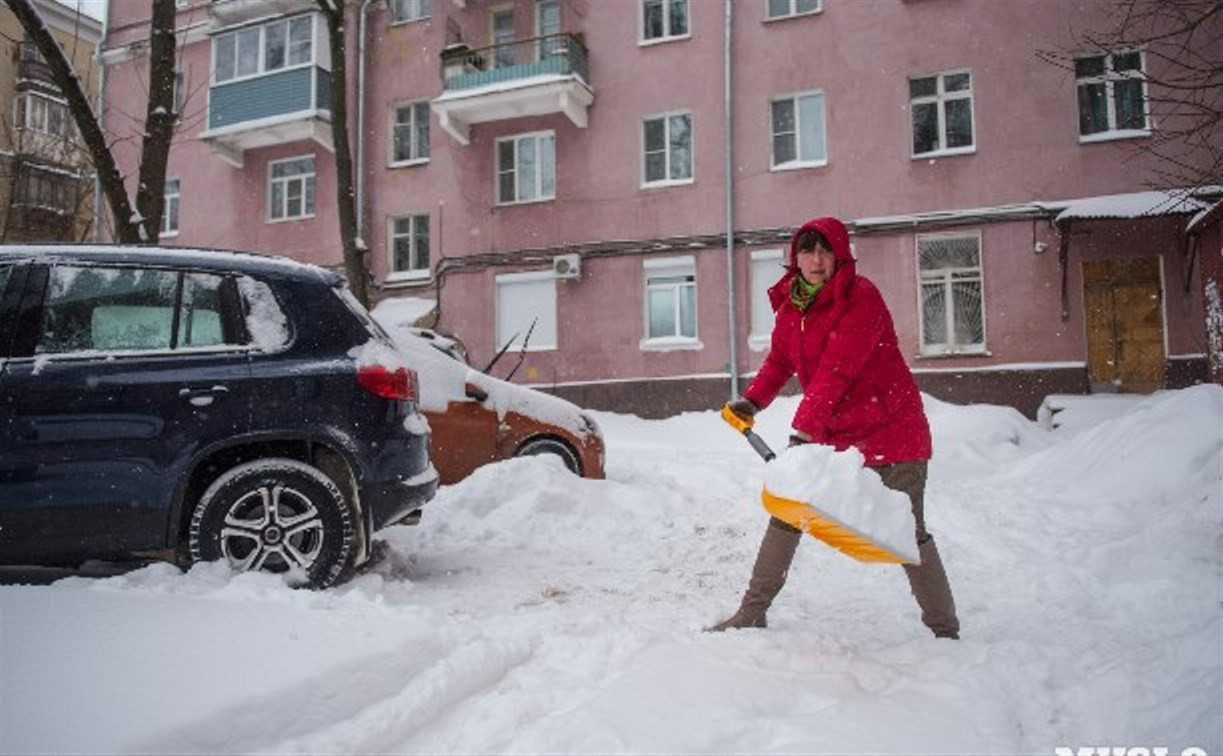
[1083,257,1165,393]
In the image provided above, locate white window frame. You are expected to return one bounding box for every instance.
[749,249,783,350]
[495,270,558,352]
[15,91,69,138]
[390,0,432,24]
[390,100,430,166]
[916,231,987,357]
[909,68,976,158]
[769,90,827,170]
[212,14,315,86]
[496,130,556,205]
[535,0,562,61]
[161,178,180,237]
[267,154,316,222]
[639,0,690,45]
[387,214,430,281]
[641,111,694,188]
[642,255,701,350]
[1074,48,1150,143]
[765,0,822,21]
[490,5,516,69]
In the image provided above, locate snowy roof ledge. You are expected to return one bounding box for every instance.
[1040,189,1215,225]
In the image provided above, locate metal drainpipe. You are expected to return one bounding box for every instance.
[356,0,375,244]
[723,0,740,398]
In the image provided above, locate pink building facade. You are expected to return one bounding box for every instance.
[100,0,1219,417]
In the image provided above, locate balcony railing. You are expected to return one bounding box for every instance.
[199,66,332,168]
[440,32,589,91]
[432,33,593,145]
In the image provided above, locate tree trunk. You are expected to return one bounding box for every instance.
[318,0,371,307]
[134,0,179,245]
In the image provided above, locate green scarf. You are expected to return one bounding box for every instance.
[790,274,824,312]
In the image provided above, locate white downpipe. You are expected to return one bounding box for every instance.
[94,9,108,241]
[356,0,375,243]
[724,0,739,398]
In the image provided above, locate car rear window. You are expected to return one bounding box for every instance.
[37,265,242,354]
[237,276,290,352]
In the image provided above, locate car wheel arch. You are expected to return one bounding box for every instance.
[513,434,584,476]
[172,434,364,561]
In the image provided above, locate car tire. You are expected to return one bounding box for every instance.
[515,437,581,475]
[189,458,356,589]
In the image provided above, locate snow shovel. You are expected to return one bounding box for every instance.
[720,403,917,565]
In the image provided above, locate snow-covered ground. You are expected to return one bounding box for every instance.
[2,386,1220,755]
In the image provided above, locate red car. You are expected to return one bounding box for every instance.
[377,322,606,486]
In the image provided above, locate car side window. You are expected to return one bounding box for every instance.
[37,266,241,354]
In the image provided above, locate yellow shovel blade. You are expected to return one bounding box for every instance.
[761,486,914,564]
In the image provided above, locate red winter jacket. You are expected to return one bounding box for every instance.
[743,217,931,467]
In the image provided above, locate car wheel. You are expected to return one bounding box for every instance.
[515,437,581,475]
[189,458,356,588]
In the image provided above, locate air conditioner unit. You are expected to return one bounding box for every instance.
[552,253,581,280]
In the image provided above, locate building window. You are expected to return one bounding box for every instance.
[766,0,821,20]
[749,249,783,349]
[391,0,432,23]
[389,214,430,278]
[20,39,41,63]
[214,14,313,84]
[643,255,698,346]
[172,68,185,115]
[391,101,430,164]
[268,156,315,221]
[642,0,688,43]
[642,112,692,186]
[917,233,985,355]
[497,131,555,204]
[162,179,180,237]
[1076,50,1148,140]
[771,91,826,169]
[909,70,974,157]
[496,271,558,351]
[14,167,74,212]
[16,92,69,138]
[536,0,562,59]
[491,7,516,68]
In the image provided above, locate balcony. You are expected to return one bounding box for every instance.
[431,33,593,146]
[198,66,332,168]
[208,0,314,28]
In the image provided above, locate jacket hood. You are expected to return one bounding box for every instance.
[768,216,856,311]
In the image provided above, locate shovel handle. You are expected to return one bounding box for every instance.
[744,429,776,462]
[721,403,776,461]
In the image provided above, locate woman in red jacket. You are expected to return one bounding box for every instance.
[709,216,959,638]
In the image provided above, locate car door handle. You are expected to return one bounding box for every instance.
[179,385,229,407]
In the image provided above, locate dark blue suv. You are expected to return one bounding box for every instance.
[0,246,438,587]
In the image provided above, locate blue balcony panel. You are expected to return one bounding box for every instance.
[201,66,332,168]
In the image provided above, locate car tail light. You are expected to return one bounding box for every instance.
[357,364,418,402]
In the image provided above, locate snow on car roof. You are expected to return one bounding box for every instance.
[0,244,342,284]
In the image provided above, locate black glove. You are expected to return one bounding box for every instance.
[726,397,758,422]
[788,434,810,447]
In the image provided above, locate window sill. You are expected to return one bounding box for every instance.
[1079,129,1151,144]
[266,213,316,224]
[641,178,694,190]
[748,334,770,352]
[385,271,432,284]
[770,159,827,173]
[389,17,430,28]
[640,336,703,352]
[495,196,555,208]
[915,348,992,360]
[638,34,692,47]
[389,157,429,169]
[912,146,976,160]
[763,9,823,23]
[160,230,179,239]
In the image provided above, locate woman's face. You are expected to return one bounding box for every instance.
[796,245,837,285]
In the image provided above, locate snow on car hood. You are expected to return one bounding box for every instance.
[380,324,594,440]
